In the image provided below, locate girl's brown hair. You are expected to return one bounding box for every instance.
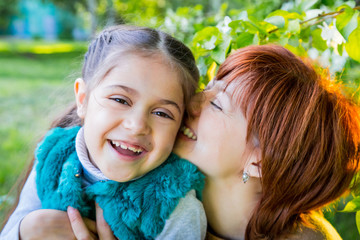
[216,44,360,239]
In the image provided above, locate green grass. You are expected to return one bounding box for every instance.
[0,50,84,224]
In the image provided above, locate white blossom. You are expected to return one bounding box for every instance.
[318,19,346,48]
[217,16,232,34]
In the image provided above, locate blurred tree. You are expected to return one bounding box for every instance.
[44,0,98,36]
[0,0,20,34]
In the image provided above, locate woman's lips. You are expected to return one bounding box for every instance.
[180,126,197,140]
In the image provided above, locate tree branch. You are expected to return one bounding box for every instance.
[267,6,360,34]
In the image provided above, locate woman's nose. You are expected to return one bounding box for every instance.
[188,92,206,118]
[122,111,150,135]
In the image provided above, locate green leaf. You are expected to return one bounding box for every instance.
[345,27,360,63]
[356,211,360,234]
[337,43,344,56]
[342,196,360,212]
[193,27,221,51]
[204,36,217,50]
[264,16,285,29]
[285,43,306,57]
[259,21,278,34]
[288,35,300,47]
[197,56,208,77]
[229,20,260,35]
[338,1,356,8]
[312,28,327,51]
[236,32,254,48]
[300,27,311,43]
[336,5,355,31]
[266,10,302,20]
[275,36,288,46]
[287,19,300,34]
[253,33,260,45]
[300,0,318,11]
[341,10,359,40]
[211,35,232,64]
[248,16,269,36]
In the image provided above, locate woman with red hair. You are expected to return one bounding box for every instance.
[174,44,360,239]
[12,45,360,239]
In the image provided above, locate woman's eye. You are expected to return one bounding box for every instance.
[112,98,130,106]
[210,101,222,111]
[153,111,174,120]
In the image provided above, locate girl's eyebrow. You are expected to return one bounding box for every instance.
[106,84,138,96]
[158,99,182,114]
[106,84,182,114]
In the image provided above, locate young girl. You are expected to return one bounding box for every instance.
[1,25,206,240]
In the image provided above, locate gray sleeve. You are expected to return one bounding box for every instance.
[155,189,207,240]
[0,166,42,240]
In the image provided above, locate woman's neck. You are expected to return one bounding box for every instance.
[202,175,261,240]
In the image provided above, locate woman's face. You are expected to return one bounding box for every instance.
[174,80,251,179]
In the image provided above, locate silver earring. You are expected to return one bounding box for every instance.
[242,171,249,183]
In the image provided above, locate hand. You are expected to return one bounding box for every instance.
[19,209,96,240]
[68,204,117,240]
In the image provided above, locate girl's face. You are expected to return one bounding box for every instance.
[76,54,184,182]
[174,80,252,180]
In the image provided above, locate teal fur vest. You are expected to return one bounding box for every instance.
[35,126,204,240]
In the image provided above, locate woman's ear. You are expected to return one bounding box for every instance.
[74,78,87,119]
[244,146,261,179]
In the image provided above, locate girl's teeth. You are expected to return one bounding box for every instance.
[112,141,143,153]
[120,144,127,149]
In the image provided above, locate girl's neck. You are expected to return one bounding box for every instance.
[202,175,261,240]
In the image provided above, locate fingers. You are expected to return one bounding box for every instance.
[67,206,97,240]
[95,203,117,240]
[20,209,75,240]
[83,217,97,234]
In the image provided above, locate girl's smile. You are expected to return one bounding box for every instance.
[109,139,147,161]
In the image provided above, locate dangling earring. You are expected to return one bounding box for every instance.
[242,171,249,183]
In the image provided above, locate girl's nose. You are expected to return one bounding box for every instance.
[122,111,150,135]
[188,92,206,118]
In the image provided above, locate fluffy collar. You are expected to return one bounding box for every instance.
[35,126,204,239]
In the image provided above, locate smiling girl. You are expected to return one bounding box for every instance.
[1,25,206,240]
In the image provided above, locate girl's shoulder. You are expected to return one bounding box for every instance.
[284,212,342,240]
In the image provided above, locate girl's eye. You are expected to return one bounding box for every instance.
[210,101,222,111]
[112,98,130,106]
[153,111,174,120]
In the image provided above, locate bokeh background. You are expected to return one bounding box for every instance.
[1,0,360,238]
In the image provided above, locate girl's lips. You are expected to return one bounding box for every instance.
[108,140,148,161]
[180,125,197,140]
[110,140,145,153]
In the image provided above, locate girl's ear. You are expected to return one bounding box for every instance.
[244,146,261,179]
[74,78,87,119]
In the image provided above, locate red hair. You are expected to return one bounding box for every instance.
[216,45,360,239]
